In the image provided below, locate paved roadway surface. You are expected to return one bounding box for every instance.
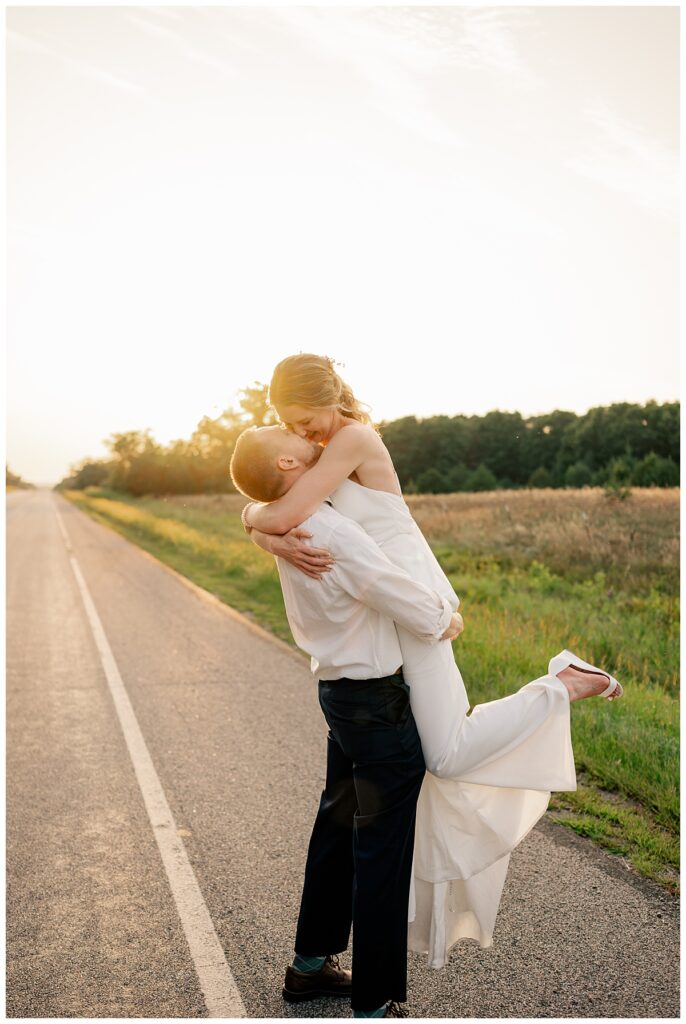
[6,489,680,1019]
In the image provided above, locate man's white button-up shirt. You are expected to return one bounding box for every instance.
[275,502,454,680]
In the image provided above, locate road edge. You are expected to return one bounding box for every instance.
[55,491,306,667]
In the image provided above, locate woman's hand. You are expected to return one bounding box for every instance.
[270,528,335,580]
[441,611,464,642]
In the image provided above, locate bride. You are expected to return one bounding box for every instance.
[240,353,623,969]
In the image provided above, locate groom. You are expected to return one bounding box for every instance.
[230,426,462,1018]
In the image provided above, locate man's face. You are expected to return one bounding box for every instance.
[262,426,322,468]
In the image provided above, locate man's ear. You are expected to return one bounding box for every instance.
[276,454,300,471]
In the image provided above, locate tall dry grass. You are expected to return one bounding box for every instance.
[162,487,679,591]
[405,487,679,590]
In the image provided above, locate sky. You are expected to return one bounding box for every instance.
[7,4,680,485]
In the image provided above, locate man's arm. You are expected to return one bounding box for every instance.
[325,517,459,642]
[243,501,335,579]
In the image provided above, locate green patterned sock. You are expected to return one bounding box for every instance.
[353,1006,386,1017]
[293,953,326,974]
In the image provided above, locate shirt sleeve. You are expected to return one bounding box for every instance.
[325,518,454,642]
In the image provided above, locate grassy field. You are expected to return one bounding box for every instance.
[64,485,679,893]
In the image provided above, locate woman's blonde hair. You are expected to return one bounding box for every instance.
[268,354,373,426]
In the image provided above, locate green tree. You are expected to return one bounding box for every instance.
[560,401,679,473]
[528,467,554,488]
[381,414,471,487]
[603,455,635,501]
[523,410,577,483]
[66,460,111,490]
[468,411,527,483]
[631,453,679,487]
[466,463,498,492]
[446,463,470,492]
[105,430,155,492]
[378,416,422,486]
[6,465,34,489]
[238,382,278,426]
[564,461,593,488]
[416,467,449,494]
[606,454,636,485]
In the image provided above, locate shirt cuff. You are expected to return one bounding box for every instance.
[434,597,454,640]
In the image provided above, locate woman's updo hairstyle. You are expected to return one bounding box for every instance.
[268,354,373,426]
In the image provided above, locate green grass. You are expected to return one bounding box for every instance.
[435,550,679,835]
[64,486,679,893]
[548,779,679,894]
[66,488,296,642]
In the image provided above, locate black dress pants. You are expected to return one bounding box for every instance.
[294,672,426,1011]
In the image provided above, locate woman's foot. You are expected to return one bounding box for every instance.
[556,664,623,703]
[549,649,623,702]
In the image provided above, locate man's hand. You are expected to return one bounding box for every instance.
[270,528,335,580]
[441,611,464,642]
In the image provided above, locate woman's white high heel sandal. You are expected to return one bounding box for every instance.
[548,649,623,700]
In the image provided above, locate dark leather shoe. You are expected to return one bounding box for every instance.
[282,954,352,1002]
[384,1001,409,1017]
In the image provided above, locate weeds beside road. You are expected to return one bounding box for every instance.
[64,486,679,894]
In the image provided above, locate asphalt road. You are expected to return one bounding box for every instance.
[6,488,680,1018]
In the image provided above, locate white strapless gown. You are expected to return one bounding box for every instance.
[330,479,577,969]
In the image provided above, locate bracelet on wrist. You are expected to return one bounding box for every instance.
[241,502,255,534]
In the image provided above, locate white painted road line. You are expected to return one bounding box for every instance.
[54,503,246,1019]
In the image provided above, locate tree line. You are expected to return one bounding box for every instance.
[6,466,36,490]
[56,390,679,496]
[382,401,679,493]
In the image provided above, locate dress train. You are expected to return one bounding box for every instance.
[403,634,575,967]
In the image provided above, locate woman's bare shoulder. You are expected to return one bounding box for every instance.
[330,422,397,489]
[328,421,379,451]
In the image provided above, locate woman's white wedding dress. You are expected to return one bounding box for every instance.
[330,478,577,969]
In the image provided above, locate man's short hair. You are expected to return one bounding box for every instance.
[230,427,288,503]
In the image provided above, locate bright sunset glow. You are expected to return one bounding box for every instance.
[7,5,679,485]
